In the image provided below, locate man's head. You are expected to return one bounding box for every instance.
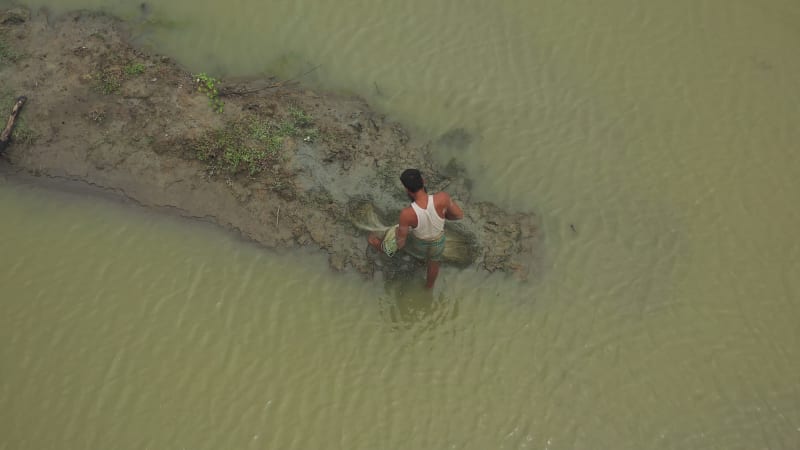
[400,169,425,193]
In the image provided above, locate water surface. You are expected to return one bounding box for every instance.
[1,0,799,448]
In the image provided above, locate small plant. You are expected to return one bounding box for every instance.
[277,120,299,137]
[288,105,313,127]
[249,119,285,152]
[248,119,273,142]
[124,62,146,76]
[88,110,106,123]
[193,72,224,113]
[96,68,123,95]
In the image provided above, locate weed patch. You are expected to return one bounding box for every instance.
[277,120,299,137]
[193,72,224,113]
[289,105,313,127]
[94,61,148,94]
[287,105,319,142]
[124,62,146,76]
[95,67,123,95]
[194,117,297,177]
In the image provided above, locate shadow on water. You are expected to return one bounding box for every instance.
[377,276,459,332]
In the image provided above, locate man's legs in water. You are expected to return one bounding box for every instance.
[369,230,441,288]
[425,260,440,289]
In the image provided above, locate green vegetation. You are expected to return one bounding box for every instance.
[301,127,320,143]
[96,68,123,95]
[0,39,10,64]
[124,62,146,76]
[94,61,148,95]
[289,105,313,127]
[277,120,298,137]
[288,105,320,143]
[196,118,286,176]
[0,34,22,66]
[194,107,316,178]
[9,120,37,145]
[193,72,224,113]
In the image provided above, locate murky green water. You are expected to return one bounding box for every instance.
[2,0,799,448]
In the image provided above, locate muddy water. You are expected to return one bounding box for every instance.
[2,0,800,448]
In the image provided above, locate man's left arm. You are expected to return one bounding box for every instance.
[443,193,464,220]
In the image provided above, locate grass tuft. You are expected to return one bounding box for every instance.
[94,61,150,95]
[123,62,146,76]
[288,105,313,127]
[194,117,298,177]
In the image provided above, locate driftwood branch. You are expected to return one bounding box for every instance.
[0,96,27,153]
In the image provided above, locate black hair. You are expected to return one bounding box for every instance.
[400,169,424,192]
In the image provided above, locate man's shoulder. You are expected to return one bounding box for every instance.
[433,191,452,205]
[399,206,416,225]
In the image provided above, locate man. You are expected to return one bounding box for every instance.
[368,169,464,288]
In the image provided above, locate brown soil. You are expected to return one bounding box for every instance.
[0,7,537,279]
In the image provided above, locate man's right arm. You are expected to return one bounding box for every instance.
[395,207,415,250]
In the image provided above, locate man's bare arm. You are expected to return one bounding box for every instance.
[445,194,464,220]
[395,208,416,250]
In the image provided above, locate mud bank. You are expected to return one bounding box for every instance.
[0,7,537,279]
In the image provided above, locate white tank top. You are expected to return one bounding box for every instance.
[411,195,445,240]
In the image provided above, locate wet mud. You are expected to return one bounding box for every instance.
[0,7,537,279]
